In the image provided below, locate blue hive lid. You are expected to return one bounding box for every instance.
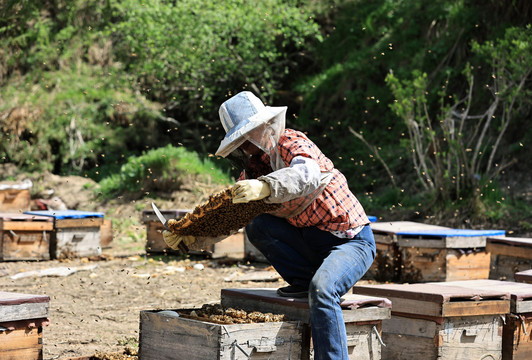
[24,210,104,219]
[396,229,505,237]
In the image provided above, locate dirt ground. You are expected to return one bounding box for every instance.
[0,170,296,359]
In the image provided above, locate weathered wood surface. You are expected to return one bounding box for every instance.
[100,219,113,248]
[515,269,532,284]
[431,280,532,314]
[52,227,101,259]
[55,217,104,228]
[0,189,31,212]
[503,314,532,360]
[353,283,510,317]
[221,288,391,323]
[139,310,304,360]
[0,292,49,322]
[400,247,490,283]
[0,324,43,360]
[382,314,503,360]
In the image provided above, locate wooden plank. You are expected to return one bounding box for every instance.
[100,219,113,248]
[55,217,104,228]
[445,251,490,281]
[1,221,53,231]
[441,300,510,317]
[487,242,532,260]
[398,235,487,249]
[0,302,49,322]
[0,189,31,212]
[0,326,42,360]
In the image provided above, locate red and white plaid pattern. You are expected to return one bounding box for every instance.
[240,129,370,232]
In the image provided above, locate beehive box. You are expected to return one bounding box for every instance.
[369,221,505,282]
[221,288,391,360]
[0,181,32,212]
[487,236,532,280]
[433,280,532,360]
[142,209,189,254]
[0,291,50,360]
[139,307,305,360]
[366,221,451,282]
[142,208,245,258]
[0,213,53,261]
[515,269,532,284]
[353,282,510,360]
[25,210,104,259]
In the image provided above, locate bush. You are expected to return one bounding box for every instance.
[98,144,232,198]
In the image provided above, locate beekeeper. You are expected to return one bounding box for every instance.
[164,91,376,360]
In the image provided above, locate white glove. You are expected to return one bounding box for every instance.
[232,179,271,203]
[162,230,195,250]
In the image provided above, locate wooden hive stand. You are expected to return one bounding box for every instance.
[353,282,510,360]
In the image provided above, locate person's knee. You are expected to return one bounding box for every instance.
[245,214,274,247]
[309,272,335,305]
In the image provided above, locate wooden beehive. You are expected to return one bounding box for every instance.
[0,184,31,212]
[142,209,189,254]
[221,288,391,360]
[368,221,504,283]
[515,269,532,284]
[139,308,304,360]
[366,221,451,282]
[433,279,532,360]
[25,210,104,259]
[0,291,50,360]
[353,282,510,360]
[0,213,53,261]
[487,236,532,280]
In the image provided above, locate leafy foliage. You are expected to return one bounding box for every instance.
[98,144,231,198]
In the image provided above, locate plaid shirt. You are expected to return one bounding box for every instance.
[240,129,369,232]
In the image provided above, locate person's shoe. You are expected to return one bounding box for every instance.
[277,285,308,298]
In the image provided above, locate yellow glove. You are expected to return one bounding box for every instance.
[162,230,195,250]
[232,179,271,204]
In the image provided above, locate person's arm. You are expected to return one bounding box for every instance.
[258,155,321,203]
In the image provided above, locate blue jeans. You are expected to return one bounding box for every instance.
[246,214,376,360]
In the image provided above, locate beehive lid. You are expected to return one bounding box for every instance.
[0,291,50,322]
[487,235,532,248]
[221,288,391,323]
[0,212,52,222]
[515,269,532,284]
[25,210,104,219]
[141,209,190,223]
[432,280,532,314]
[370,221,450,235]
[353,282,510,318]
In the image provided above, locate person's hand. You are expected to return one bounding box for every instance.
[232,179,271,203]
[162,230,195,250]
